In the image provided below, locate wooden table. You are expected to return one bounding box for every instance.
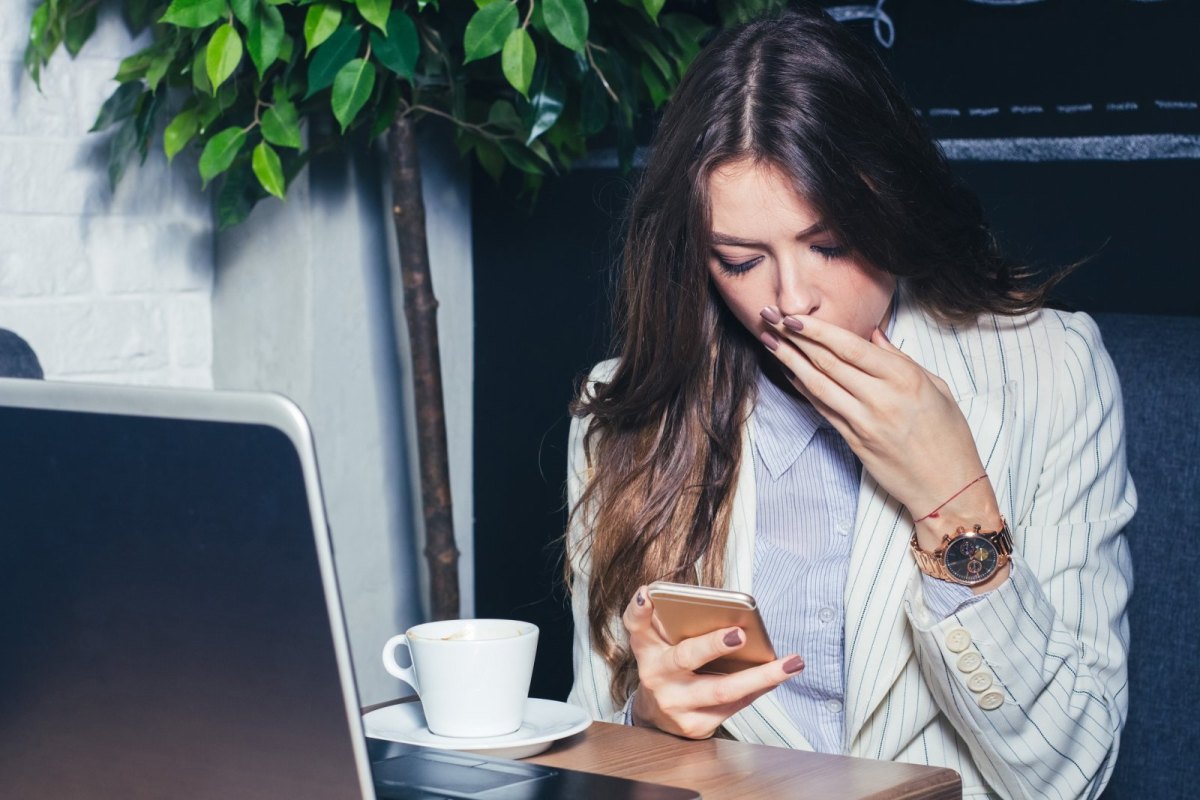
[366,698,961,799]
[527,721,961,800]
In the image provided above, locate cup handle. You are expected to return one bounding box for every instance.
[382,634,419,693]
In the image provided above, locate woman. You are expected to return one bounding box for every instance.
[564,6,1135,800]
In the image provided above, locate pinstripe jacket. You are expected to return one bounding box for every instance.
[566,288,1136,800]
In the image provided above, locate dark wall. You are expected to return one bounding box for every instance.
[473,0,1200,701]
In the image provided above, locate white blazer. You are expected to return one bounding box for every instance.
[566,287,1136,800]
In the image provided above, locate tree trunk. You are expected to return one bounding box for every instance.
[387,113,460,621]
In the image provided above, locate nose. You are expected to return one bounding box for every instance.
[777,261,819,318]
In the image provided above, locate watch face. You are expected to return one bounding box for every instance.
[943,534,1000,585]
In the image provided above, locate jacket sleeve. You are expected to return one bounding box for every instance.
[563,363,629,724]
[905,312,1136,800]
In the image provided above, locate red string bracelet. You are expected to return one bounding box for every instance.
[914,473,989,523]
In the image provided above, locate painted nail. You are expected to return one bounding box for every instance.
[759,331,780,352]
[760,306,782,324]
[783,316,805,332]
[723,629,742,647]
[783,655,805,674]
[636,591,645,607]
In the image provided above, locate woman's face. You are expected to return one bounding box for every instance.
[706,159,895,342]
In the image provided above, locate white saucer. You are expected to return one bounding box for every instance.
[363,698,591,760]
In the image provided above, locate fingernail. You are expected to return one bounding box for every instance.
[783,655,804,674]
[635,591,645,607]
[783,316,805,332]
[723,629,742,647]
[759,331,780,351]
[760,306,782,324]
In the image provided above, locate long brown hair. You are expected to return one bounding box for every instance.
[569,4,1053,705]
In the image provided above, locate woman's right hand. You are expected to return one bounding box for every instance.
[623,585,805,739]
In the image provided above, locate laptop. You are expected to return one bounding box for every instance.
[0,377,698,799]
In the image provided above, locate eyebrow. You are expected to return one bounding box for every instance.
[710,222,827,247]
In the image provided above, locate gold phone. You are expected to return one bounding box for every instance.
[647,581,776,674]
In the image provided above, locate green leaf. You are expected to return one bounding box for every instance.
[191,45,212,94]
[133,87,164,161]
[417,0,439,11]
[543,0,588,53]
[487,99,522,133]
[164,107,200,161]
[642,0,666,23]
[639,60,668,109]
[463,2,517,64]
[160,0,228,28]
[261,96,302,148]
[370,10,419,81]
[146,48,176,91]
[252,141,286,198]
[524,61,564,143]
[579,72,608,135]
[304,3,342,55]
[629,31,672,84]
[475,139,505,182]
[108,117,140,190]
[355,0,389,32]
[91,83,144,133]
[501,28,535,99]
[230,0,254,26]
[124,0,159,33]
[331,57,375,132]
[217,160,255,228]
[660,13,710,62]
[306,26,361,97]
[247,3,285,77]
[206,23,243,91]
[115,50,155,83]
[64,5,99,57]
[497,139,546,175]
[199,126,247,185]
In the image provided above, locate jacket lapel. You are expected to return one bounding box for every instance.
[843,290,1019,750]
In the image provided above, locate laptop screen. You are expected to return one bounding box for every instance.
[0,391,369,798]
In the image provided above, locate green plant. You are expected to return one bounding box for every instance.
[26,0,782,619]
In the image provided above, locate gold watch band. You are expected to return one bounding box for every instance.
[910,520,1013,585]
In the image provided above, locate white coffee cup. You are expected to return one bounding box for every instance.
[382,618,538,738]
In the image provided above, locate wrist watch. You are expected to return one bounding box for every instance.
[910,520,1013,586]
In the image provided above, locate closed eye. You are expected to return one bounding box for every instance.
[715,255,763,276]
[812,244,849,260]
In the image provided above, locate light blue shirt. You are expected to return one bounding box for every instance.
[749,368,979,753]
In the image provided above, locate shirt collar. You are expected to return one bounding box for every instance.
[748,294,898,481]
[750,368,829,481]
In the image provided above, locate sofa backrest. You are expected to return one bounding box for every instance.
[0,328,44,379]
[1094,313,1200,799]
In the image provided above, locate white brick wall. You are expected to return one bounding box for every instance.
[0,7,213,388]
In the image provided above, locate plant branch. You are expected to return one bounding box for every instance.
[585,42,619,103]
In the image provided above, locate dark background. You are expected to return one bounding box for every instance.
[473,0,1200,702]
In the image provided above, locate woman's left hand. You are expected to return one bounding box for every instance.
[759,309,998,544]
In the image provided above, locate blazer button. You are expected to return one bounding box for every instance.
[978,691,1004,710]
[967,670,994,693]
[945,627,972,653]
[957,650,982,673]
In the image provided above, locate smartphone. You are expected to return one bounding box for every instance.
[647,581,776,674]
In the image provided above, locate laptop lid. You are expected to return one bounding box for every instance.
[0,378,375,798]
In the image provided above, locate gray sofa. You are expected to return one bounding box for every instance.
[0,328,43,379]
[1094,313,1199,799]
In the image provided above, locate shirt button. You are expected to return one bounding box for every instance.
[967,671,994,693]
[836,523,850,536]
[818,607,835,623]
[826,699,843,714]
[945,627,972,653]
[956,651,982,673]
[978,691,1004,710]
